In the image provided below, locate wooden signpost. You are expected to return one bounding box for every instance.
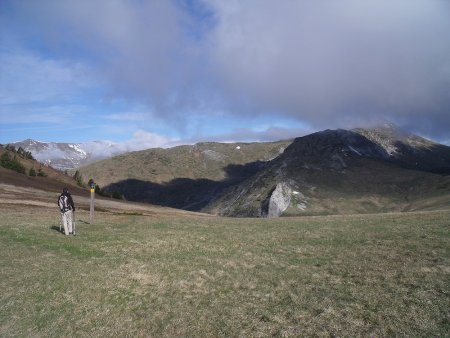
[89,181,95,224]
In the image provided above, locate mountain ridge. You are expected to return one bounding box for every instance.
[5,124,450,218]
[206,128,450,217]
[75,124,450,217]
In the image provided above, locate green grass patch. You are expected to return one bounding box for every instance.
[1,208,449,337]
[113,211,145,216]
[0,227,104,258]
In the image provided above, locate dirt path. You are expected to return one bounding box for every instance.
[0,199,55,208]
[0,183,211,218]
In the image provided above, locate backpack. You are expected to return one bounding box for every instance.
[58,194,71,213]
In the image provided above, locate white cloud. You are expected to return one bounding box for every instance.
[76,130,179,159]
[122,130,179,151]
[0,104,85,124]
[105,113,148,122]
[0,48,93,106]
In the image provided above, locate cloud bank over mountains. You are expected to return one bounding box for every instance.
[209,1,450,136]
[1,0,450,145]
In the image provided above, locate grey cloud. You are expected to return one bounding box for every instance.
[195,126,312,143]
[4,0,450,142]
[206,0,450,140]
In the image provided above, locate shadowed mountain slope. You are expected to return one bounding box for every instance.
[207,129,450,216]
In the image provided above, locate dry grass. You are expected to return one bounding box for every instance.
[77,140,291,187]
[0,183,208,218]
[0,191,449,337]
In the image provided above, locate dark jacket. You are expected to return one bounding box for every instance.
[58,192,76,212]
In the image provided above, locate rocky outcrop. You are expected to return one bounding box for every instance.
[266,182,292,218]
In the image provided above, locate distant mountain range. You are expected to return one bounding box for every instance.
[8,139,124,171]
[75,123,450,217]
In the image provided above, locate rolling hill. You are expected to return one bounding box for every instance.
[76,124,450,217]
[77,140,291,185]
[77,140,292,210]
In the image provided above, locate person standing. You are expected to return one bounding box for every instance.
[58,187,76,235]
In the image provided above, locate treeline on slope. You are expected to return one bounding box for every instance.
[4,144,34,160]
[0,144,47,177]
[72,170,124,200]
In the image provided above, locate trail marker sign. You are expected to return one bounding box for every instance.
[89,181,95,224]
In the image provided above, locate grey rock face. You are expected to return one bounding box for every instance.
[267,182,292,218]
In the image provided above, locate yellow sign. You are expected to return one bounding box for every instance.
[90,188,95,193]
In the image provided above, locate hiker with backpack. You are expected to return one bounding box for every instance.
[58,187,76,235]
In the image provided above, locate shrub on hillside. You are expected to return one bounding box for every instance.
[0,152,26,174]
[73,170,84,187]
[4,145,34,160]
[112,191,124,200]
[37,168,47,177]
[24,150,34,160]
[29,168,37,177]
[5,145,16,152]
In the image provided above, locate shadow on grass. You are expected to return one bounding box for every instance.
[50,225,63,234]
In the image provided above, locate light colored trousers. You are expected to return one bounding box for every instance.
[61,210,73,235]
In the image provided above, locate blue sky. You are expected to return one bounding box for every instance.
[1,0,450,148]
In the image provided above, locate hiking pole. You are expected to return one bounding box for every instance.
[59,213,64,233]
[72,211,76,236]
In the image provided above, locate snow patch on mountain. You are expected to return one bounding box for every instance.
[68,144,87,156]
[10,139,125,171]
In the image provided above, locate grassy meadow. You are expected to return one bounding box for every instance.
[1,202,449,337]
